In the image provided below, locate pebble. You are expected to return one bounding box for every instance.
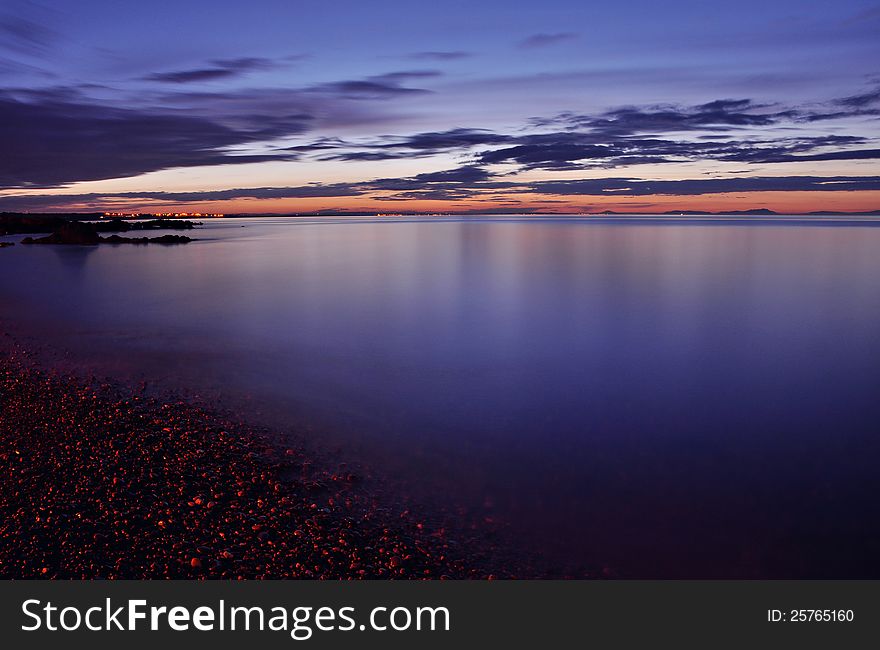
[0,341,499,580]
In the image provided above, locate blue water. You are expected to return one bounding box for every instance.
[2,215,880,577]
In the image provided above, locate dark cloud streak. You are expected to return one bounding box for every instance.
[5,173,879,213]
[307,71,440,98]
[142,57,278,83]
[0,3,56,56]
[0,92,306,189]
[409,51,472,60]
[530,176,880,196]
[518,32,578,48]
[838,85,880,108]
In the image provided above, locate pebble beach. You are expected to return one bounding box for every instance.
[0,335,505,580]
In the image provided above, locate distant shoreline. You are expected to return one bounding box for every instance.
[4,209,880,220]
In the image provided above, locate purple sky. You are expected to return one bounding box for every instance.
[1,0,878,213]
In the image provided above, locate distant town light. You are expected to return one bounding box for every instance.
[102,211,224,218]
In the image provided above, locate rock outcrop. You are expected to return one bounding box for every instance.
[21,221,192,245]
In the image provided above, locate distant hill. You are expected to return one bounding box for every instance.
[661,208,778,215]
[727,208,778,215]
[807,210,880,216]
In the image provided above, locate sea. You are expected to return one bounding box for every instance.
[2,215,879,577]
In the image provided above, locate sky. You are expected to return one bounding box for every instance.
[0,0,878,214]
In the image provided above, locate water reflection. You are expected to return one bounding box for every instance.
[2,217,879,577]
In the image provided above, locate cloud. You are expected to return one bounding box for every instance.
[351,166,498,201]
[471,125,875,171]
[518,32,578,48]
[275,94,879,173]
[0,91,307,189]
[0,64,447,188]
[5,172,879,213]
[0,185,364,212]
[364,128,510,151]
[543,99,792,136]
[327,165,497,202]
[837,85,880,108]
[308,70,440,98]
[374,165,493,188]
[143,69,244,83]
[371,70,442,82]
[718,143,880,164]
[141,57,278,83]
[0,2,57,56]
[0,55,59,79]
[295,128,514,161]
[530,176,880,197]
[310,80,428,98]
[468,98,878,171]
[4,69,879,196]
[0,165,497,210]
[480,141,615,170]
[408,51,471,60]
[768,148,880,162]
[131,185,360,201]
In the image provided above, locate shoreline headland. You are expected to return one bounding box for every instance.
[1,215,199,246]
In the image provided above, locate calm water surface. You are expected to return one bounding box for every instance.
[2,216,880,577]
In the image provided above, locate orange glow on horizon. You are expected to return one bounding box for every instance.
[43,190,880,215]
[7,190,879,216]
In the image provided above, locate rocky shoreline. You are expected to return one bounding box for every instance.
[0,336,504,579]
[20,222,192,245]
[1,215,197,246]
